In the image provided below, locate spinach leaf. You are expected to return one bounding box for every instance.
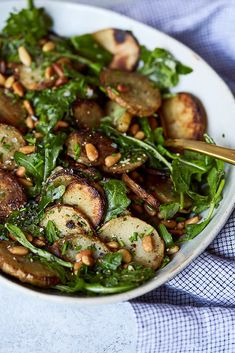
[139,46,192,90]
[102,179,131,222]
[6,224,72,268]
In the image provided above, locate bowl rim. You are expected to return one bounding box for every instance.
[0,0,235,305]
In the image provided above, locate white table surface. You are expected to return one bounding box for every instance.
[0,1,137,352]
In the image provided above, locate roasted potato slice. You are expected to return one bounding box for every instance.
[99,216,164,269]
[93,28,140,71]
[0,170,27,222]
[62,179,105,228]
[0,241,60,288]
[50,234,109,263]
[160,93,207,139]
[105,101,133,132]
[66,130,117,167]
[0,88,26,132]
[122,173,160,209]
[17,65,55,91]
[40,205,94,237]
[47,167,78,188]
[102,150,147,174]
[0,124,25,170]
[100,69,162,117]
[73,99,104,129]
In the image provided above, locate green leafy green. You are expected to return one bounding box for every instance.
[159,202,180,220]
[98,253,122,271]
[5,224,72,268]
[45,221,60,245]
[158,224,174,248]
[102,179,131,222]
[139,46,192,90]
[38,183,66,217]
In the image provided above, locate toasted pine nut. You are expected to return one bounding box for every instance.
[33,238,46,247]
[142,235,154,253]
[23,100,34,115]
[104,152,121,167]
[129,123,140,135]
[18,145,36,154]
[18,178,33,187]
[55,120,69,129]
[42,41,56,52]
[107,241,119,250]
[177,221,185,230]
[12,82,24,97]
[144,203,157,216]
[0,73,6,86]
[25,116,34,129]
[118,249,132,264]
[18,46,32,66]
[116,112,132,133]
[76,249,93,262]
[4,75,15,89]
[8,246,29,256]
[85,143,99,162]
[161,220,177,229]
[73,262,83,274]
[45,66,54,80]
[81,255,95,266]
[134,131,145,140]
[132,204,143,214]
[167,245,180,255]
[16,166,26,178]
[52,63,64,77]
[26,234,33,242]
[185,216,201,225]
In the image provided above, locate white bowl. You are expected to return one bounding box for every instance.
[0,0,235,304]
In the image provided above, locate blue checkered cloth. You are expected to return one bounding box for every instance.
[110,1,235,352]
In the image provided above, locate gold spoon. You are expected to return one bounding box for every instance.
[165,139,235,165]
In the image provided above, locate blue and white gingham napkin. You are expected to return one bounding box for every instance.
[109,1,235,352]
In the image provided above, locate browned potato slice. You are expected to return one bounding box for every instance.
[105,101,133,132]
[0,170,27,222]
[100,69,161,117]
[160,93,207,139]
[0,124,25,170]
[17,65,55,91]
[62,179,105,228]
[50,234,109,263]
[40,205,94,237]
[99,216,164,269]
[146,174,192,208]
[93,28,140,71]
[47,167,78,187]
[0,88,26,132]
[0,241,60,288]
[102,151,147,174]
[122,173,160,209]
[73,99,104,129]
[66,130,117,167]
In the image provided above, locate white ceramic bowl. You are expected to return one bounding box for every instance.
[0,0,235,304]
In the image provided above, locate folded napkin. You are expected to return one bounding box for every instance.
[109,1,235,352]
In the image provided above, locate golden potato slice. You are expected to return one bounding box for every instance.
[66,130,117,167]
[0,241,60,288]
[0,88,26,132]
[73,99,104,129]
[99,216,164,269]
[160,93,207,139]
[93,28,140,71]
[62,179,105,228]
[100,69,161,117]
[0,170,27,222]
[40,205,94,237]
[0,124,25,170]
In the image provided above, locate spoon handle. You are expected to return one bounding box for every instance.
[165,139,235,165]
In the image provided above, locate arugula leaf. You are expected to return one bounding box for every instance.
[139,46,192,90]
[45,221,60,245]
[5,224,72,268]
[99,253,123,271]
[38,183,66,217]
[102,179,131,222]
[159,202,180,220]
[158,223,175,248]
